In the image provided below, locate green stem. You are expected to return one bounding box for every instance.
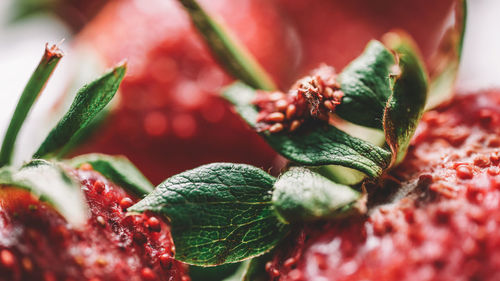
[0,44,63,166]
[177,0,277,90]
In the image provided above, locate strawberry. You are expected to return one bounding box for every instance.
[68,0,459,185]
[71,0,299,184]
[275,0,456,73]
[0,45,188,281]
[268,90,500,281]
[0,1,471,281]
[0,164,188,281]
[117,2,475,281]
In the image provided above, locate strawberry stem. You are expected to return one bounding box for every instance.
[0,44,63,167]
[177,0,277,90]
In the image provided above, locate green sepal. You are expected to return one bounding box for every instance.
[0,44,63,166]
[67,153,154,197]
[272,167,365,223]
[426,0,467,110]
[129,163,289,266]
[383,32,428,166]
[223,82,391,178]
[336,40,396,129]
[33,63,126,159]
[177,0,276,90]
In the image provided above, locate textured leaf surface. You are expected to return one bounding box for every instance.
[223,83,391,178]
[383,32,428,165]
[33,63,126,159]
[272,167,362,223]
[130,163,289,266]
[0,160,87,226]
[68,153,154,197]
[336,40,396,129]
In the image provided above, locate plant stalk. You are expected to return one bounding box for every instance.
[178,0,277,91]
[0,43,63,166]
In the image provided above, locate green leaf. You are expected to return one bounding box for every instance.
[67,153,154,197]
[317,165,367,186]
[272,167,364,223]
[336,40,396,129]
[383,32,428,166]
[0,44,63,166]
[426,0,467,110]
[129,163,289,266]
[223,82,391,178]
[177,0,276,90]
[33,63,126,159]
[0,159,87,226]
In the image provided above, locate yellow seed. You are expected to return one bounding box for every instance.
[269,123,284,133]
[22,258,33,271]
[275,99,288,111]
[96,216,106,226]
[286,104,297,119]
[289,120,301,132]
[266,112,285,122]
[96,256,108,267]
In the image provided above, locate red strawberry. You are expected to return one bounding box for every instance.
[69,0,458,185]
[268,90,500,281]
[71,0,299,184]
[0,164,188,281]
[275,0,456,73]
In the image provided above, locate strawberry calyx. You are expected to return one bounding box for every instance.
[124,0,466,274]
[0,0,469,280]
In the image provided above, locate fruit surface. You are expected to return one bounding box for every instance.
[270,90,500,281]
[0,166,188,281]
[275,0,456,74]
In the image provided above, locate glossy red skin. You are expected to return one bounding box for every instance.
[0,167,188,281]
[275,0,456,75]
[73,0,298,184]
[270,91,500,281]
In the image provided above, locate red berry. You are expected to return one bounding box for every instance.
[274,92,500,281]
